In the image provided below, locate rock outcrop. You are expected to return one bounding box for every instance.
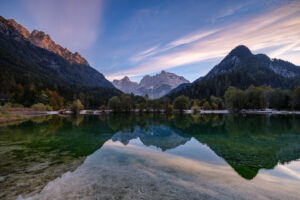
[3,18,88,66]
[0,16,117,92]
[113,71,190,98]
[112,76,139,94]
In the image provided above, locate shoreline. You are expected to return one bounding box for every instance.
[0,113,31,126]
[79,109,300,115]
[0,109,58,126]
[16,109,300,115]
[1,108,300,126]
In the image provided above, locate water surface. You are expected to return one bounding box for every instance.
[1,114,300,200]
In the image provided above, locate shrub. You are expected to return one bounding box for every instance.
[203,101,212,110]
[3,103,24,108]
[191,99,199,113]
[2,103,12,109]
[210,96,224,109]
[211,103,218,110]
[31,103,53,111]
[99,104,107,111]
[71,99,84,114]
[166,104,174,113]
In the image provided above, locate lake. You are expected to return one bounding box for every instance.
[1,114,300,200]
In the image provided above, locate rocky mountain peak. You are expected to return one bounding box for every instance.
[228,45,252,58]
[29,29,89,66]
[7,19,30,39]
[122,76,130,81]
[167,45,300,100]
[0,16,89,66]
[30,30,54,50]
[113,71,190,98]
[114,76,138,84]
[205,45,254,78]
[113,76,139,94]
[205,45,300,79]
[31,29,49,39]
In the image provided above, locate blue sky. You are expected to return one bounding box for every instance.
[1,0,300,82]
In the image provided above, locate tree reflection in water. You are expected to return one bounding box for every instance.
[1,114,300,199]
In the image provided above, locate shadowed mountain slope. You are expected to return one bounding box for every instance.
[168,45,300,99]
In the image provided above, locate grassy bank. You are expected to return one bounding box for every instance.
[0,111,30,125]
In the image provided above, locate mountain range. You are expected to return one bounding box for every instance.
[0,16,120,107]
[168,45,300,99]
[113,70,189,98]
[1,16,300,106]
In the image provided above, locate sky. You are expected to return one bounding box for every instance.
[0,0,300,82]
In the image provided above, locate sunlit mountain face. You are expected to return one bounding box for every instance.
[1,114,300,199]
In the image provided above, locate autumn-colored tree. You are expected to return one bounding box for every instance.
[71,99,84,114]
[203,101,212,110]
[191,99,199,112]
[211,103,218,110]
[44,89,64,110]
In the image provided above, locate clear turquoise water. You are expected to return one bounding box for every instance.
[1,114,300,200]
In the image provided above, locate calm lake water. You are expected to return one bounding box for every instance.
[1,114,300,200]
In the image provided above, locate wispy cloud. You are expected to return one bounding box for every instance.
[130,45,160,62]
[129,29,220,64]
[23,0,103,52]
[107,1,300,80]
[168,29,220,48]
[270,42,299,58]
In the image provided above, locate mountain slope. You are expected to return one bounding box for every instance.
[6,18,89,66]
[112,76,139,94]
[0,16,120,107]
[167,83,191,95]
[168,45,300,99]
[205,45,300,79]
[113,70,189,98]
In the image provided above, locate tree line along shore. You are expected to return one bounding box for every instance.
[1,85,300,117]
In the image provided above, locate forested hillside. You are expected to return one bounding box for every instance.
[168,45,300,100]
[0,16,121,108]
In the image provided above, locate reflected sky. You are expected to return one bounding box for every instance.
[25,140,300,200]
[1,114,300,199]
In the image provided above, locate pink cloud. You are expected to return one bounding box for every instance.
[107,1,300,79]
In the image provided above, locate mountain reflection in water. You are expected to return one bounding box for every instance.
[1,114,300,199]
